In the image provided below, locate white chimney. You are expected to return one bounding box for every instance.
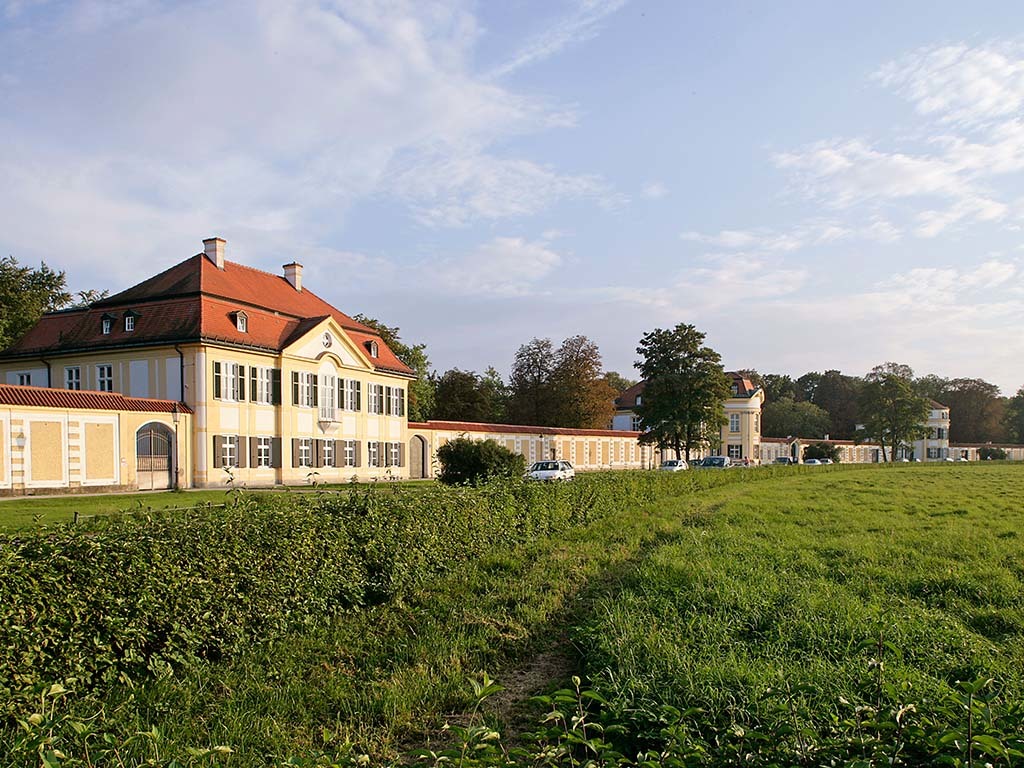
[283,262,303,291]
[203,237,226,269]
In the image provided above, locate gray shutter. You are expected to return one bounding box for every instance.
[385,386,392,415]
[399,442,406,467]
[213,435,224,468]
[311,375,318,408]
[292,438,300,468]
[250,367,257,402]
[236,435,247,468]
[249,436,258,468]
[271,437,282,468]
[355,381,361,411]
[377,441,385,467]
[213,362,222,399]
[272,369,282,405]
[399,389,405,417]
[355,441,362,467]
[337,378,344,411]
[238,366,246,401]
[292,372,299,405]
[314,439,324,468]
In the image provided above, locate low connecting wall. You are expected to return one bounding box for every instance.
[408,420,654,479]
[0,385,192,496]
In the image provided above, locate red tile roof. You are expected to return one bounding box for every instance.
[409,420,640,438]
[0,384,192,414]
[615,372,759,409]
[1,251,413,376]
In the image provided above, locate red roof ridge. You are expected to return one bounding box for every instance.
[0,383,192,414]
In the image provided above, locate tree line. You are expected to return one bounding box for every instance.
[749,366,1024,445]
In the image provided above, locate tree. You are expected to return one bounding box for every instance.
[507,338,557,426]
[762,397,831,438]
[812,369,862,439]
[0,256,72,350]
[913,374,950,402]
[804,442,842,462]
[943,378,1006,443]
[735,368,762,386]
[432,369,490,422]
[858,363,929,462]
[979,446,1007,460]
[761,373,796,404]
[602,371,636,394]
[1005,387,1024,443]
[71,289,110,308]
[549,335,616,429]
[795,371,822,402]
[353,314,434,422]
[479,367,510,423]
[634,323,731,461]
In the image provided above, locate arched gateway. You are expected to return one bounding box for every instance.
[136,422,174,490]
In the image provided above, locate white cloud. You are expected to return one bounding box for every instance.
[428,235,564,297]
[0,0,618,278]
[488,0,628,79]
[641,181,669,199]
[680,220,852,254]
[875,43,1024,127]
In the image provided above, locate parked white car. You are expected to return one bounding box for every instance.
[526,460,575,481]
[803,458,822,466]
[659,459,689,472]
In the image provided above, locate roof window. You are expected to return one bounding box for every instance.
[234,311,248,333]
[124,314,135,332]
[101,315,113,335]
[367,341,379,358]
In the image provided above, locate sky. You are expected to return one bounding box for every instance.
[3,1,1024,394]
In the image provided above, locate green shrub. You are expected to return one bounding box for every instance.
[436,437,526,485]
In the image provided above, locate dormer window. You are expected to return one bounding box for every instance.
[101,317,112,335]
[368,341,379,358]
[234,311,248,333]
[635,395,642,406]
[124,315,135,332]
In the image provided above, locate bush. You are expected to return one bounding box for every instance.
[436,437,526,485]
[979,446,1007,460]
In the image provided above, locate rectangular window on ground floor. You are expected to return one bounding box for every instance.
[64,366,81,390]
[299,438,312,467]
[343,440,357,467]
[727,444,742,459]
[322,439,334,467]
[257,437,272,468]
[222,435,237,468]
[367,441,380,467]
[97,364,113,392]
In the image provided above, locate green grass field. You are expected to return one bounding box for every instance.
[3,463,1023,766]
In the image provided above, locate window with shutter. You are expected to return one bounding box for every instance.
[214,362,222,399]
[292,372,300,405]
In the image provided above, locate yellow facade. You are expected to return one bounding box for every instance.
[0,402,192,495]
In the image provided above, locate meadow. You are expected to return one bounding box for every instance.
[3,463,1023,766]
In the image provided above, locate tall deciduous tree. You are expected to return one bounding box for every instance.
[507,338,557,426]
[1005,386,1024,443]
[352,314,434,422]
[432,367,509,423]
[795,371,822,402]
[762,397,831,439]
[858,362,929,462]
[761,373,797,404]
[634,323,731,461]
[550,335,617,429]
[0,256,72,350]
[812,369,862,439]
[943,378,1006,443]
[602,371,636,394]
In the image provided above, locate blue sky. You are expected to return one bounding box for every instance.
[3,1,1024,393]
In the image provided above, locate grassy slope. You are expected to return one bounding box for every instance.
[576,463,1024,744]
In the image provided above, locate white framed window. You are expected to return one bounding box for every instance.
[387,387,404,417]
[254,366,273,404]
[236,312,247,333]
[216,362,243,401]
[727,444,742,459]
[367,441,379,467]
[101,318,112,335]
[754,414,760,434]
[124,315,135,332]
[343,440,356,467]
[368,383,384,414]
[319,374,337,420]
[96,364,113,392]
[297,371,314,407]
[256,437,272,468]
[635,395,642,406]
[631,415,642,431]
[299,438,312,467]
[729,413,741,433]
[17,372,31,386]
[368,341,379,358]
[388,442,401,467]
[65,366,81,390]
[927,447,940,459]
[322,439,334,467]
[343,379,361,411]
[222,435,238,468]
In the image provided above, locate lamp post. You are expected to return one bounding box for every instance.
[171,402,181,490]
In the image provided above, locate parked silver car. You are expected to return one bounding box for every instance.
[659,459,689,472]
[698,456,732,469]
